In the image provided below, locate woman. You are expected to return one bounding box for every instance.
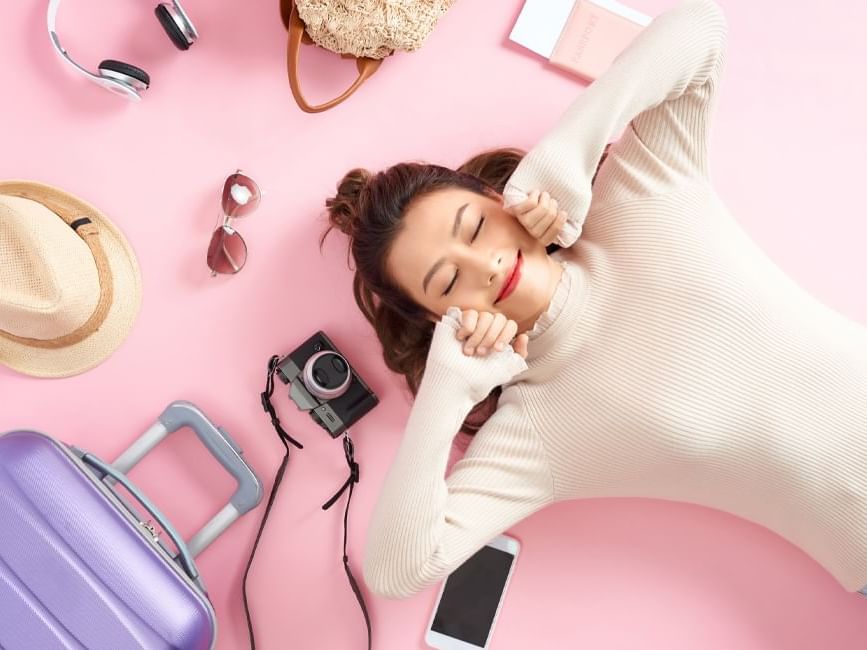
[322,0,867,600]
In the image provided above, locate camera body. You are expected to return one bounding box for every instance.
[274,330,379,438]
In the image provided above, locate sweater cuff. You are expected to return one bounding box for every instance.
[502,131,595,246]
[422,307,530,404]
[502,186,583,247]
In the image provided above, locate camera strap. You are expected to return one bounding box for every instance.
[242,355,372,650]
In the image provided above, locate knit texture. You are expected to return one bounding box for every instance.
[363,0,867,599]
[296,0,456,59]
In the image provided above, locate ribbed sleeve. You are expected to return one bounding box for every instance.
[504,0,728,242]
[362,311,552,599]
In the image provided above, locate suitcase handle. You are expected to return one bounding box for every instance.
[110,401,263,558]
[76,451,205,591]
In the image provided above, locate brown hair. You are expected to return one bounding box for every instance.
[319,145,611,436]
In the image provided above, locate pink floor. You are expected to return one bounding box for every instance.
[3,0,867,648]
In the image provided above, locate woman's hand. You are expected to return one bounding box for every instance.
[453,309,529,359]
[504,189,568,247]
[426,307,529,403]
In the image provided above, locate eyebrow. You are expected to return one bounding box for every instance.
[423,202,468,295]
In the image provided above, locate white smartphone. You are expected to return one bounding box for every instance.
[424,534,521,650]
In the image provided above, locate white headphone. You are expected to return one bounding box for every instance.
[47,0,199,101]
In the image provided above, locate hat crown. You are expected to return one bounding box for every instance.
[0,195,99,340]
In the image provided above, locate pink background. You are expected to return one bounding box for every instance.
[3,0,867,648]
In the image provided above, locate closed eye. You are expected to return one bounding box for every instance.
[442,215,485,296]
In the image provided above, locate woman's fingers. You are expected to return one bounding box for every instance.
[463,311,494,353]
[539,210,568,246]
[537,202,564,245]
[521,204,549,234]
[477,313,510,353]
[511,189,568,243]
[506,189,541,216]
[456,310,523,357]
[531,209,558,239]
[529,192,552,232]
[527,189,541,206]
[492,320,518,352]
[456,309,478,342]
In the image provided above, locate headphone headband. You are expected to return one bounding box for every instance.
[46,0,198,101]
[47,0,100,83]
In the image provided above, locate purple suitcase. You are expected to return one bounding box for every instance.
[0,400,262,650]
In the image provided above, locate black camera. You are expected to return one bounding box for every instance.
[253,332,380,649]
[273,330,379,438]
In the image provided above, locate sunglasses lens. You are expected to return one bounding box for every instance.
[222,172,261,218]
[207,227,248,274]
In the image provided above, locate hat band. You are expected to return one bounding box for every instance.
[0,213,114,350]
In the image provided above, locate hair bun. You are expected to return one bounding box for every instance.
[326,168,372,238]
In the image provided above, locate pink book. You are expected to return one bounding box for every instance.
[510,0,653,82]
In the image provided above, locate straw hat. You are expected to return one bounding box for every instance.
[0,180,142,378]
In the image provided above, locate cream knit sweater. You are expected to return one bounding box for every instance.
[363,0,867,600]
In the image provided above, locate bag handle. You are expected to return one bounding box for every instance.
[74,450,206,593]
[110,401,263,558]
[283,0,384,113]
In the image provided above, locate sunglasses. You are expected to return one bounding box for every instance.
[206,170,262,276]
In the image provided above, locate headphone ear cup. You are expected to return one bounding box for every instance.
[98,59,151,87]
[155,4,193,50]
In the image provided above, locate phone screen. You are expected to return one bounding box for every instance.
[430,544,516,647]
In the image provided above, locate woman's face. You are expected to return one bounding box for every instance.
[386,187,559,332]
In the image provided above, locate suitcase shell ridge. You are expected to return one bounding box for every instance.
[0,429,217,650]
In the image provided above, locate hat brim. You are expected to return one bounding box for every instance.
[0,180,142,378]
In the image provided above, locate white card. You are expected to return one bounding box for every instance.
[508,0,575,58]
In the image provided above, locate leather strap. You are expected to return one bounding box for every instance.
[243,355,372,650]
[283,0,385,113]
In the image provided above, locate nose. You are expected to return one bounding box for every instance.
[453,246,506,290]
[463,250,504,286]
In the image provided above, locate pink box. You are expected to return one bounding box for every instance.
[510,0,653,82]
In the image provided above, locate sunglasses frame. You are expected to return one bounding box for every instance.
[207,169,262,277]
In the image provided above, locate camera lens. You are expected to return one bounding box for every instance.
[303,350,351,400]
[311,352,350,389]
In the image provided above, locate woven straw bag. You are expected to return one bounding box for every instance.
[280,0,455,113]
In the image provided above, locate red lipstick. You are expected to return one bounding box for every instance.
[496,251,522,303]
